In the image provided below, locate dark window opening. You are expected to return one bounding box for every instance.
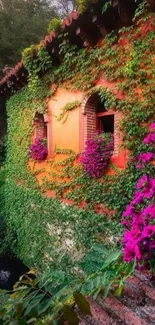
[96,101,106,113]
[97,115,114,134]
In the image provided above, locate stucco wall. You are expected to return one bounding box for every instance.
[48,88,84,155]
[28,80,128,190]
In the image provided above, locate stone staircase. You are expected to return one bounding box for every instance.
[78,272,155,325]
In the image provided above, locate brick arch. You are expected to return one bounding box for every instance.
[81,91,121,157]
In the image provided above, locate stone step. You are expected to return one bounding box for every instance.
[73,274,155,325]
[87,296,115,325]
[129,275,155,302]
[96,294,148,325]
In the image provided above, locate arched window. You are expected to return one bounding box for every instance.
[82,92,120,156]
[33,113,47,141]
[96,99,114,135]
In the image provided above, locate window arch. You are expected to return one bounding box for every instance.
[81,92,121,156]
[32,112,47,142]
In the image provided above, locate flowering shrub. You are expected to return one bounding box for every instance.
[143,122,155,145]
[29,138,47,161]
[122,122,155,269]
[133,152,154,169]
[80,133,113,178]
[122,175,155,265]
[133,122,155,168]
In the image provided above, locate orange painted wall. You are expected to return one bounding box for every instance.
[48,87,84,154]
[28,77,129,190]
[28,87,84,185]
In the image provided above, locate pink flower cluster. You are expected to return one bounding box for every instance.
[122,122,155,266]
[133,152,154,169]
[122,175,155,263]
[29,138,48,161]
[143,122,155,145]
[80,133,113,178]
[133,122,155,168]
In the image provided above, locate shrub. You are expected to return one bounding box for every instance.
[122,175,155,267]
[122,122,155,270]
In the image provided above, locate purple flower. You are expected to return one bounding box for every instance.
[122,205,133,217]
[135,175,149,189]
[80,133,113,178]
[123,243,142,262]
[142,205,155,219]
[29,138,47,161]
[133,153,154,168]
[149,122,155,132]
[142,226,155,238]
[122,173,155,266]
[143,132,155,145]
[132,192,143,205]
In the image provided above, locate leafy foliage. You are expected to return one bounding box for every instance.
[80,245,136,298]
[3,3,155,279]
[0,0,57,72]
[22,45,52,92]
[47,18,62,33]
[0,246,135,324]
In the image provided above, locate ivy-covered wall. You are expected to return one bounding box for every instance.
[4,7,155,273]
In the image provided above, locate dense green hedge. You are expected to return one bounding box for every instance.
[4,180,121,271]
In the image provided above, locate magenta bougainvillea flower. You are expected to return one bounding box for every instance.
[122,174,155,264]
[142,205,155,219]
[135,175,149,189]
[133,153,154,168]
[29,138,48,161]
[143,132,155,145]
[80,133,113,178]
[149,122,155,132]
[133,121,155,168]
[122,122,155,268]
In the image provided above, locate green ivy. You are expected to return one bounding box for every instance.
[3,9,155,274]
[56,100,81,123]
[47,17,62,33]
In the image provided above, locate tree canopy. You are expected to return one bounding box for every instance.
[0,0,57,75]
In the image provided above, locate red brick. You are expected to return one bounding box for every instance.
[98,295,148,325]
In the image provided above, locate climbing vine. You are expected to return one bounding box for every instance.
[56,100,81,123]
[47,17,62,33]
[3,4,155,273]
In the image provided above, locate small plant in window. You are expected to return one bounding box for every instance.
[80,133,114,178]
[29,138,47,161]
